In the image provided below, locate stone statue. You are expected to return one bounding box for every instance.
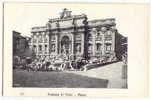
[60,8,72,19]
[62,45,66,54]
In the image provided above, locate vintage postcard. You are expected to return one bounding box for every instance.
[2,2,149,97]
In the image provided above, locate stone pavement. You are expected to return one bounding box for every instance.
[67,61,127,88]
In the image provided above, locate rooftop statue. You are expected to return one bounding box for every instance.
[60,8,72,19]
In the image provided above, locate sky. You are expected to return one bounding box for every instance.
[4,3,149,37]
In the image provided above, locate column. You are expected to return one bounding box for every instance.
[49,33,51,55]
[36,33,39,57]
[46,33,49,55]
[102,31,105,56]
[30,34,33,50]
[112,30,115,55]
[55,34,58,55]
[92,33,96,56]
[72,34,74,54]
[81,33,84,55]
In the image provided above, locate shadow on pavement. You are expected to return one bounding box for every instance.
[13,69,109,88]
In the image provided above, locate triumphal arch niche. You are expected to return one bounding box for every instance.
[46,8,87,60]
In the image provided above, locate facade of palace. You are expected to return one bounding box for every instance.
[29,8,118,60]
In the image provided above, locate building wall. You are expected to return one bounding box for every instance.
[86,19,116,60]
[29,31,49,57]
[13,31,29,57]
[29,9,118,60]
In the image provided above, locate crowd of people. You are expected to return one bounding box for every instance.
[13,54,88,71]
[13,53,119,72]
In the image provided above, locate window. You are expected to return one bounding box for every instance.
[51,35,56,41]
[39,45,42,51]
[51,44,55,52]
[44,35,48,43]
[33,45,37,52]
[16,38,20,49]
[106,44,111,51]
[96,43,101,51]
[105,31,112,40]
[45,45,47,51]
[33,39,37,43]
[96,34,102,40]
[33,35,37,43]
[75,34,81,41]
[38,35,43,43]
[44,38,48,42]
[88,44,92,53]
[107,31,112,35]
[88,34,92,41]
[97,31,100,36]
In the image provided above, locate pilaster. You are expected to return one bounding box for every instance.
[92,32,96,56]
[81,33,84,55]
[112,30,115,54]
[102,31,105,56]
[55,34,58,55]
[71,33,74,54]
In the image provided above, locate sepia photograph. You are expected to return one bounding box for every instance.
[3,3,149,97]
